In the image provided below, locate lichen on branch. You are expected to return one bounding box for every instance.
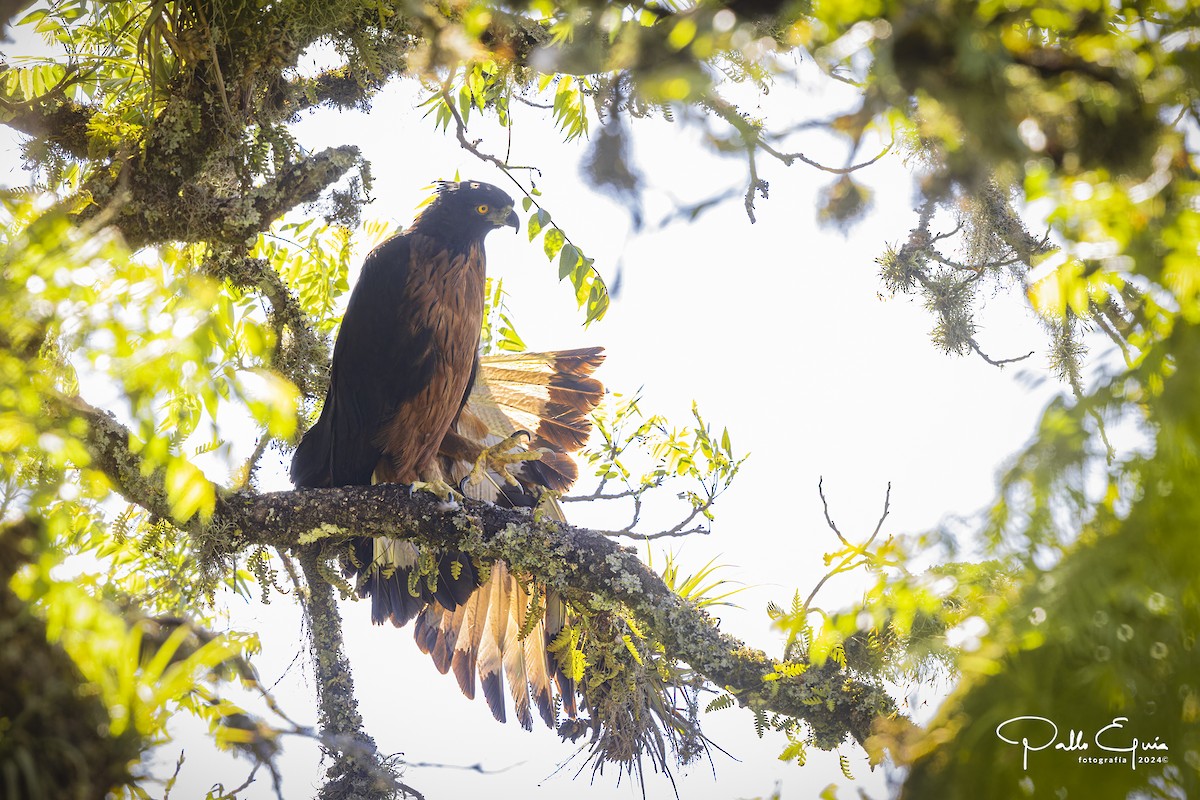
[62,389,893,751]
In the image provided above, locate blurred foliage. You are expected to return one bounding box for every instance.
[1,0,1200,797]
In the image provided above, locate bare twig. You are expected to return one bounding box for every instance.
[512,94,553,110]
[211,762,260,800]
[803,481,892,616]
[562,487,642,502]
[759,139,892,175]
[818,477,851,547]
[967,338,1035,368]
[744,145,768,224]
[234,435,273,490]
[405,759,526,773]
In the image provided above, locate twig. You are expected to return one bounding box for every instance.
[802,481,891,616]
[967,338,1035,367]
[162,751,186,800]
[441,84,508,170]
[1089,300,1134,368]
[759,139,892,175]
[744,145,767,224]
[235,435,273,490]
[405,759,526,773]
[818,477,850,547]
[562,487,643,502]
[212,762,260,800]
[512,94,553,109]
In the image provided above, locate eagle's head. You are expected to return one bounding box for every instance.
[416,180,520,238]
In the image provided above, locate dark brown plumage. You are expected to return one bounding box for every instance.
[289,180,604,731]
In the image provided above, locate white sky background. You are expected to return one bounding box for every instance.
[0,23,1075,800]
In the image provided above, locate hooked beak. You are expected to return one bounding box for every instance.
[486,204,520,233]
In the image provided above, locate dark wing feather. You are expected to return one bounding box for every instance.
[291,234,433,488]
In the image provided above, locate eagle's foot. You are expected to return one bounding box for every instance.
[469,431,543,487]
[409,478,461,505]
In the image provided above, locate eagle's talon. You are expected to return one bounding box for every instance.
[409,478,462,504]
[468,432,544,487]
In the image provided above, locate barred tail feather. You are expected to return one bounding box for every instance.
[452,587,489,700]
[503,577,534,730]
[478,565,512,723]
[399,349,602,728]
[520,583,557,729]
[472,348,605,456]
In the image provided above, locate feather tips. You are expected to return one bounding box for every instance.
[388,348,605,728]
[470,348,605,455]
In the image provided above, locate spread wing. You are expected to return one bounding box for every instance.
[412,348,605,730]
[465,348,606,492]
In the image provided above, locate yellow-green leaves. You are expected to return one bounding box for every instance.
[520,199,610,325]
[548,625,588,682]
[658,552,745,610]
[1027,256,1094,318]
[481,277,526,355]
[241,369,300,440]
[1163,207,1200,323]
[547,75,589,142]
[165,457,215,523]
[256,219,360,334]
[543,226,565,260]
[13,541,259,745]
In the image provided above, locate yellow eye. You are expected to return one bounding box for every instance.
[476,204,489,214]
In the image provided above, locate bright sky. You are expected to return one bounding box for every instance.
[1,26,1069,800]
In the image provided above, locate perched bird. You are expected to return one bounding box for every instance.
[290,180,604,730]
[290,180,519,492]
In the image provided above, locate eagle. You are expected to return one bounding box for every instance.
[290,180,603,730]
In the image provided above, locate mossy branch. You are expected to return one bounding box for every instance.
[65,393,895,749]
[101,144,363,249]
[0,517,142,798]
[0,91,95,159]
[219,485,893,745]
[297,547,422,800]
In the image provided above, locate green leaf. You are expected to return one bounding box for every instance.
[165,457,215,522]
[528,208,550,241]
[559,242,580,279]
[585,279,609,324]
[543,227,565,260]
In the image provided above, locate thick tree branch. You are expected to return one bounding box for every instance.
[60,395,184,529]
[100,145,362,249]
[0,92,95,159]
[66,393,893,749]
[298,548,421,800]
[217,487,893,745]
